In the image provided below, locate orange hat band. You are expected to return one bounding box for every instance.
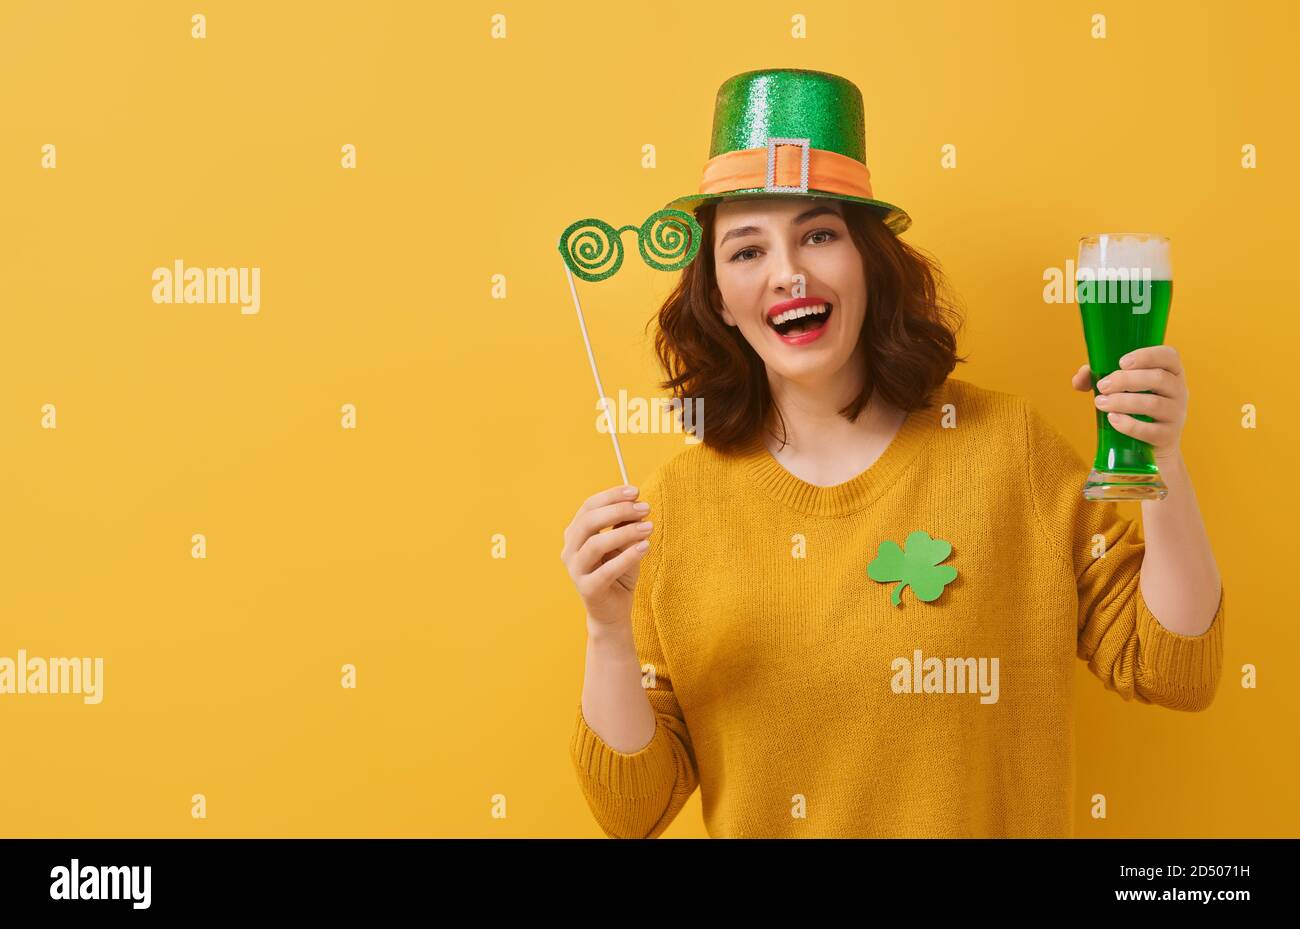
[696,139,876,200]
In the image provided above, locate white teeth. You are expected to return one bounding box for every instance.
[770,303,829,326]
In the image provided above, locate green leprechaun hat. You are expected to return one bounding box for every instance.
[663,68,911,235]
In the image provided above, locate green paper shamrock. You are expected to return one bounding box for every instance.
[867,530,958,606]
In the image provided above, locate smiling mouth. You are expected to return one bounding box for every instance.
[767,302,833,337]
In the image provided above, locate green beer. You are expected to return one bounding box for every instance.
[1075,234,1172,500]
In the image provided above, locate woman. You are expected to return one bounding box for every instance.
[560,69,1225,838]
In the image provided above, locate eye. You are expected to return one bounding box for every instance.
[727,229,838,263]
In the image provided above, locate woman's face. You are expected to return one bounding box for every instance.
[711,196,867,388]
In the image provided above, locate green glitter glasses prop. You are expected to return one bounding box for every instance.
[557,208,703,484]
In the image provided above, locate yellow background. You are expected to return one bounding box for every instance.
[1,0,1295,837]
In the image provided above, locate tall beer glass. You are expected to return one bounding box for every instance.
[1075,233,1172,501]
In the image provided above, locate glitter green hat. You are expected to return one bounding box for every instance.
[663,68,911,235]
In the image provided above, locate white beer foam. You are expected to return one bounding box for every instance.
[1076,235,1171,279]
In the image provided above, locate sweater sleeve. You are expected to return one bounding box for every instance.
[1023,398,1225,711]
[569,470,700,837]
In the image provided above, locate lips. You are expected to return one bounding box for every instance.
[767,301,833,345]
[767,295,830,320]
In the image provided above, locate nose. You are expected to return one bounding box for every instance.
[768,242,806,294]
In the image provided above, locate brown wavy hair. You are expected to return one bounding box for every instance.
[649,198,968,454]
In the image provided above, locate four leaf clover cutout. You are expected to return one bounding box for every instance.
[868,530,958,606]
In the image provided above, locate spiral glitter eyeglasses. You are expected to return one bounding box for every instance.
[557,208,703,484]
[557,209,703,283]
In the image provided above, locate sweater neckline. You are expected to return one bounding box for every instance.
[734,377,949,517]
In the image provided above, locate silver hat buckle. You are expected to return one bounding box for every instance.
[764,137,811,193]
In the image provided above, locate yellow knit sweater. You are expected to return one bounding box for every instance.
[569,376,1226,838]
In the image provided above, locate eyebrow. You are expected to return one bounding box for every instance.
[717,205,842,248]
